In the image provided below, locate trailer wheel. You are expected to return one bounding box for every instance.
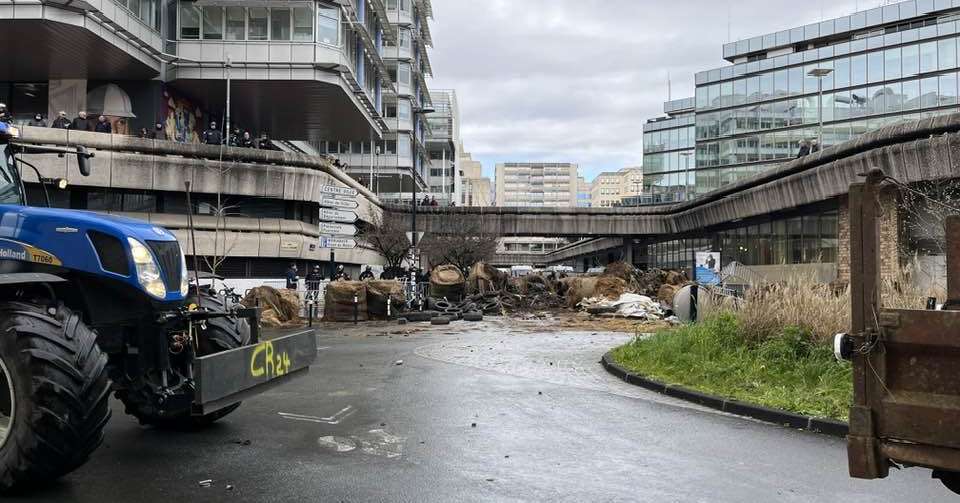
[0,302,111,490]
[119,289,250,428]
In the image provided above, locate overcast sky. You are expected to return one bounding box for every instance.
[428,0,871,182]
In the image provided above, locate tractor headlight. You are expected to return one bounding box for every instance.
[178,242,189,297]
[127,238,166,299]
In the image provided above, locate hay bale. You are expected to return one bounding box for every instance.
[657,284,680,307]
[324,281,368,322]
[603,261,635,282]
[665,271,686,286]
[565,277,599,308]
[430,265,466,301]
[466,262,508,294]
[367,280,405,319]
[242,286,303,328]
[595,276,627,300]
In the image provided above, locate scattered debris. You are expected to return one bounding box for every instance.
[394,360,404,366]
[578,293,668,321]
[226,485,234,491]
[198,479,213,488]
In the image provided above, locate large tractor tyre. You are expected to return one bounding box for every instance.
[119,289,251,429]
[0,302,111,490]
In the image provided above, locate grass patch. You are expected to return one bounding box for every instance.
[610,313,852,421]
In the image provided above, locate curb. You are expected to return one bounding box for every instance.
[601,352,848,437]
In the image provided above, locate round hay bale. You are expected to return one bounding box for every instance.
[367,280,405,319]
[603,261,635,282]
[665,271,686,286]
[430,265,466,301]
[565,277,599,308]
[595,276,627,300]
[657,284,680,307]
[323,281,368,322]
[467,262,508,294]
[243,286,301,324]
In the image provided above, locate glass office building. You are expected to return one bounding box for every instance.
[642,97,696,203]
[693,0,960,193]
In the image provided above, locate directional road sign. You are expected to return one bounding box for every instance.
[321,184,359,198]
[320,208,358,224]
[320,196,359,210]
[406,231,425,244]
[319,222,357,236]
[320,237,357,249]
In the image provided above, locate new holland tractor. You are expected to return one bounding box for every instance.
[0,123,316,489]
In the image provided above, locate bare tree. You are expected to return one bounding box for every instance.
[420,210,500,274]
[359,211,411,272]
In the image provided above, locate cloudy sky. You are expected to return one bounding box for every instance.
[428,0,869,181]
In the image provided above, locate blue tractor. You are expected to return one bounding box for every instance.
[0,123,315,489]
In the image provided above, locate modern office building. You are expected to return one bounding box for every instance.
[460,149,492,206]
[590,167,644,207]
[495,162,579,208]
[576,177,592,207]
[424,89,461,205]
[315,0,435,203]
[0,1,410,277]
[642,97,696,203]
[693,0,960,192]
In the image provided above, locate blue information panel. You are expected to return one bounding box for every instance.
[695,252,721,285]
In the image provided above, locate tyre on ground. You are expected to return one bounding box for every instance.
[0,302,111,490]
[431,316,451,325]
[117,288,250,428]
[463,312,484,322]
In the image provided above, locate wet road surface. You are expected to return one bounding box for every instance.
[12,318,956,502]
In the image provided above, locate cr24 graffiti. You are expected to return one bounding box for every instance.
[250,341,292,379]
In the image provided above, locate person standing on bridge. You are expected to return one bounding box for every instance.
[71,111,94,131]
[95,115,112,134]
[51,111,70,129]
[797,139,811,158]
[285,263,299,290]
[203,121,223,145]
[359,266,375,281]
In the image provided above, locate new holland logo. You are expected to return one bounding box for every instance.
[0,239,62,266]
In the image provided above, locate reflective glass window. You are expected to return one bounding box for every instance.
[318,5,339,45]
[834,90,851,120]
[746,76,759,102]
[760,73,774,100]
[920,41,938,73]
[903,79,921,110]
[733,79,747,106]
[202,6,223,40]
[271,7,291,41]
[884,47,901,81]
[774,70,788,97]
[248,7,268,40]
[851,54,867,86]
[921,76,939,108]
[941,73,958,106]
[180,2,200,39]
[708,84,720,108]
[834,57,850,89]
[293,6,314,41]
[696,87,708,109]
[884,82,902,114]
[939,38,957,71]
[866,7,883,26]
[867,51,884,83]
[721,81,733,106]
[902,44,920,77]
[788,66,803,95]
[225,7,245,40]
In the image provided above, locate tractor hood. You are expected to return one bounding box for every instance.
[0,205,187,303]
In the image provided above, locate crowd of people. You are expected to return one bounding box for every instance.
[797,138,821,158]
[13,105,278,151]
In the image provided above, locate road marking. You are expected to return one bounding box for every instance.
[278,405,355,424]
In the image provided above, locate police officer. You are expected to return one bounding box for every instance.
[202,121,223,145]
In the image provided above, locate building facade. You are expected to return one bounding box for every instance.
[460,149,492,206]
[577,176,592,207]
[495,162,579,208]
[424,89,461,205]
[694,0,960,193]
[642,97,696,203]
[590,167,644,207]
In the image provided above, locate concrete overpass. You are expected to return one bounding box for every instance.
[389,111,960,240]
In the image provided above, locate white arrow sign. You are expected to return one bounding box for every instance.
[320,196,359,210]
[319,222,357,236]
[320,208,358,223]
[321,185,359,198]
[320,237,357,249]
[406,231,425,244]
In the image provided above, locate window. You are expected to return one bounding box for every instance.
[202,6,223,40]
[225,7,245,41]
[271,7,291,41]
[179,2,200,39]
[902,44,920,77]
[921,76,939,108]
[398,100,411,120]
[939,38,957,71]
[318,4,339,45]
[293,6,313,41]
[851,54,867,86]
[867,51,884,83]
[920,41,938,73]
[398,62,411,86]
[248,8,268,40]
[884,47,901,81]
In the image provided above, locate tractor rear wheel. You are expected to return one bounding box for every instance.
[0,302,111,490]
[118,289,250,428]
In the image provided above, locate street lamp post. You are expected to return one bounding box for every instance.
[808,68,834,150]
[410,107,435,300]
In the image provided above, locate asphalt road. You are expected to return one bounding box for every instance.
[11,318,956,502]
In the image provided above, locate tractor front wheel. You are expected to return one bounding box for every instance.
[0,302,111,490]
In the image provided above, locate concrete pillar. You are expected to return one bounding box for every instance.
[622,238,634,265]
[837,189,900,284]
[48,79,87,120]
